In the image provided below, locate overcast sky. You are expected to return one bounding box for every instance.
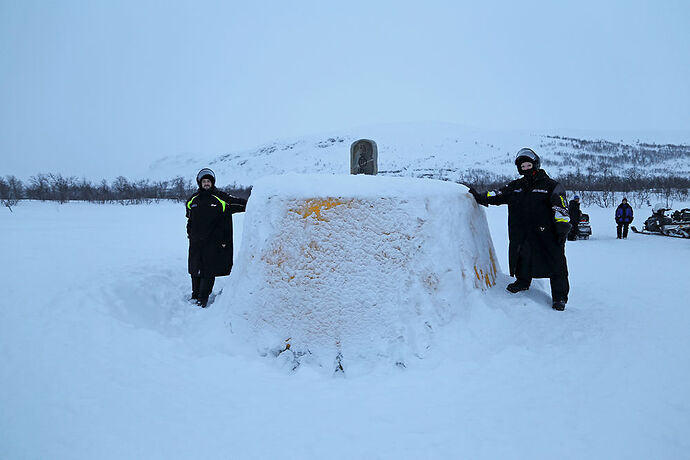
[1,0,689,178]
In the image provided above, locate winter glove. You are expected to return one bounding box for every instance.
[468,187,481,202]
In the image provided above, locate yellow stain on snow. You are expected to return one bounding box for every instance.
[263,199,352,283]
[275,197,500,292]
[290,198,351,221]
[474,249,498,289]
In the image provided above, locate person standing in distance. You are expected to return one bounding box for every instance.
[567,195,582,241]
[468,148,572,311]
[615,197,634,239]
[186,168,248,307]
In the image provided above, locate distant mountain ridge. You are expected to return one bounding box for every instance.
[144,123,690,187]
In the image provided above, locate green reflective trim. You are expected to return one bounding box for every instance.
[212,195,227,212]
[560,196,567,207]
[556,218,569,223]
[187,194,226,212]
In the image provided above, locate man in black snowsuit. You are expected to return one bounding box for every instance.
[614,197,634,239]
[186,168,247,307]
[468,148,572,311]
[567,195,582,241]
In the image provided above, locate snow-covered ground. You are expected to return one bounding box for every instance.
[1,196,689,459]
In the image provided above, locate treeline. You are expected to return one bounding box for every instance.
[2,170,687,211]
[0,173,251,209]
[549,135,690,155]
[541,136,690,173]
[565,187,688,210]
[557,169,689,208]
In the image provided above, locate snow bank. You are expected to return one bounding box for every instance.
[222,174,499,372]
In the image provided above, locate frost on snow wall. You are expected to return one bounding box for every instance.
[222,174,499,372]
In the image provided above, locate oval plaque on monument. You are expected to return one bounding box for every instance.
[350,139,378,175]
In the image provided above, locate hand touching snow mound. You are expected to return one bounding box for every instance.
[221,174,500,372]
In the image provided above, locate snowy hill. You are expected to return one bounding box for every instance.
[144,122,690,186]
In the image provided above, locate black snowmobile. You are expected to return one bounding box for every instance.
[631,205,690,238]
[575,213,592,240]
[671,208,690,223]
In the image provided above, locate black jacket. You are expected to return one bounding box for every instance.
[186,187,247,277]
[475,170,571,278]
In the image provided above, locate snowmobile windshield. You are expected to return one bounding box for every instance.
[652,203,666,214]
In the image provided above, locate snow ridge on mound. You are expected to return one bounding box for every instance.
[222,174,499,374]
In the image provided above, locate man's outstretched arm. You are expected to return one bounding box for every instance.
[468,183,513,207]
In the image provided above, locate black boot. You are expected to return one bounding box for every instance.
[552,300,566,311]
[506,280,530,293]
[191,276,200,302]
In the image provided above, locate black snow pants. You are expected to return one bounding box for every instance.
[617,223,630,239]
[514,275,570,303]
[191,276,215,302]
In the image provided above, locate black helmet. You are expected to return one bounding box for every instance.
[514,147,540,175]
[196,168,216,186]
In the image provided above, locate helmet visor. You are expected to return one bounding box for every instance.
[196,168,215,184]
[515,148,538,164]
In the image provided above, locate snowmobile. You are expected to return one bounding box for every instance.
[575,213,592,240]
[631,204,690,238]
[671,208,690,223]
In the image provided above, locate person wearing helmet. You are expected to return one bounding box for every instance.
[185,168,248,307]
[614,197,634,239]
[468,148,571,311]
[567,195,582,241]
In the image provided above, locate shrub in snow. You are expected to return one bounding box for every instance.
[223,174,499,372]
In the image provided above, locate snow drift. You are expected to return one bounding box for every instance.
[222,174,499,372]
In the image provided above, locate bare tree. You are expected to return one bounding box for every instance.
[656,178,675,208]
[26,174,50,201]
[48,173,76,203]
[1,175,23,211]
[630,188,651,209]
[169,176,192,201]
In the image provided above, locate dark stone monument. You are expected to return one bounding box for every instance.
[350,139,378,175]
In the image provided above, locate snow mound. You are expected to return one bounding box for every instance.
[222,174,499,372]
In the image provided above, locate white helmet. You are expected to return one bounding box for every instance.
[196,168,216,186]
